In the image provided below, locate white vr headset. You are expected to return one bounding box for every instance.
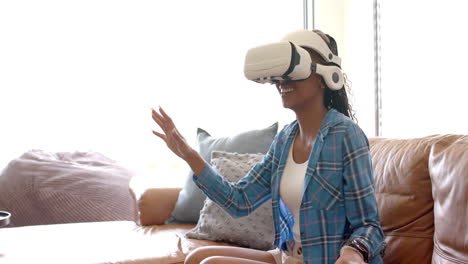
[244,30,344,90]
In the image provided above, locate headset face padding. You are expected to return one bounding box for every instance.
[244,41,344,90]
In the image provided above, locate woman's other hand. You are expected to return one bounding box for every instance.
[335,246,366,264]
[151,106,205,176]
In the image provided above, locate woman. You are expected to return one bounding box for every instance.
[151,30,385,264]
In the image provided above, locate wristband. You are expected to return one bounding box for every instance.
[343,239,369,263]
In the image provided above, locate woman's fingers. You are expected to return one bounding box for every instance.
[151,108,166,128]
[158,106,176,128]
[152,130,167,142]
[158,106,169,118]
[152,108,174,135]
[150,106,194,161]
[151,106,182,144]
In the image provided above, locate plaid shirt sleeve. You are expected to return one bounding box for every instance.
[193,138,278,218]
[342,123,385,261]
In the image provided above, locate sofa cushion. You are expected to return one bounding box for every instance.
[429,135,468,264]
[0,150,137,227]
[0,221,238,264]
[186,151,274,250]
[369,136,442,264]
[167,123,278,224]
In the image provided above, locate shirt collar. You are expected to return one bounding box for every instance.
[290,109,345,141]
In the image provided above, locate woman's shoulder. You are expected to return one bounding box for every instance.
[328,110,361,130]
[326,110,368,140]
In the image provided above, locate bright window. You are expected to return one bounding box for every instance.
[380,1,468,137]
[0,1,303,174]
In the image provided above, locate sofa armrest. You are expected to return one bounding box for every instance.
[137,187,181,226]
[128,166,187,226]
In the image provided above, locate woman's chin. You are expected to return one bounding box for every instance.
[281,99,293,109]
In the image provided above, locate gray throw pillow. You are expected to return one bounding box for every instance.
[185,151,275,250]
[166,122,278,224]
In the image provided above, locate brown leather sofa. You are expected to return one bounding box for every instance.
[0,134,466,264]
[370,135,467,264]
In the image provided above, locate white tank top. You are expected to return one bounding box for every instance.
[280,137,310,242]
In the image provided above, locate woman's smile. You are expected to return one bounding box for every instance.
[277,84,297,97]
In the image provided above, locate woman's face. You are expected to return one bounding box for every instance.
[274,52,325,111]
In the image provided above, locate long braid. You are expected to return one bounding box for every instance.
[324,82,356,120]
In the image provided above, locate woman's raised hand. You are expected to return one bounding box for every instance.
[151,107,206,176]
[151,106,193,160]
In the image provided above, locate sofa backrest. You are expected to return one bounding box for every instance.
[428,135,468,264]
[370,136,439,264]
[369,135,468,264]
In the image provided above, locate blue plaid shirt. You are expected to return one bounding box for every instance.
[193,109,385,264]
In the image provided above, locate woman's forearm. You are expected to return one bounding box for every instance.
[185,149,206,177]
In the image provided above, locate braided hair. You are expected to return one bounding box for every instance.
[311,30,356,121]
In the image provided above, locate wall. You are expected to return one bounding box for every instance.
[314,0,376,136]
